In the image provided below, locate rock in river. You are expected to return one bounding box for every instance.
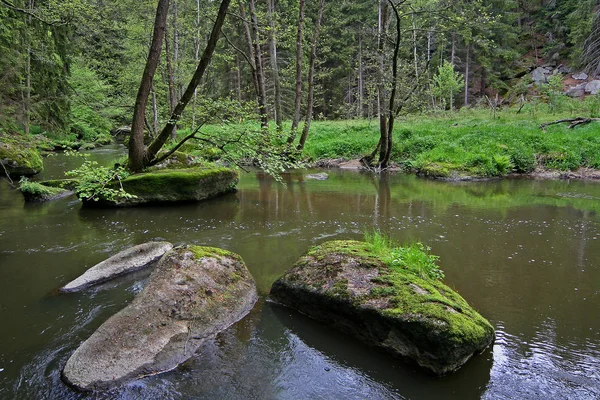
[62,245,258,391]
[269,240,495,375]
[81,167,238,207]
[61,242,174,292]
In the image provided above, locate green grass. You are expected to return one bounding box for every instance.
[299,106,600,177]
[364,231,444,281]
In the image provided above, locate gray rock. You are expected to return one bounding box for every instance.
[531,67,548,84]
[305,173,329,181]
[557,65,572,74]
[585,80,600,95]
[269,240,495,376]
[566,83,587,98]
[572,72,589,81]
[61,242,174,292]
[62,246,257,391]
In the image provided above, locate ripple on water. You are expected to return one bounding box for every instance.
[485,325,600,400]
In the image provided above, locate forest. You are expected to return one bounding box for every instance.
[2,2,600,398]
[2,0,600,177]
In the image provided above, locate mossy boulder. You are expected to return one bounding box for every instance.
[62,245,258,391]
[269,240,495,375]
[82,167,238,207]
[0,138,43,178]
[19,181,71,202]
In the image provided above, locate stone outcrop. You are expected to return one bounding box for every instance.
[61,242,174,292]
[62,245,257,391]
[269,240,495,376]
[0,139,43,178]
[572,72,589,81]
[81,167,238,207]
[585,80,600,95]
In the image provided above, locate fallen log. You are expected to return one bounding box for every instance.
[540,117,600,130]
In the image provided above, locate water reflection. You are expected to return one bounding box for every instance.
[2,158,600,399]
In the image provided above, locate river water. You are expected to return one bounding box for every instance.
[0,146,599,399]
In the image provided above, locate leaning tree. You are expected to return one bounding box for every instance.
[128,0,232,173]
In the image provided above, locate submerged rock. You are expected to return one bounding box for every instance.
[62,245,258,391]
[305,172,329,180]
[61,242,174,292]
[82,167,238,207]
[269,240,495,375]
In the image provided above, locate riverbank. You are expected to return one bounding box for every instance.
[297,109,600,180]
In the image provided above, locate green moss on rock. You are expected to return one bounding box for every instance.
[0,136,43,178]
[83,167,238,207]
[19,179,71,202]
[269,240,495,375]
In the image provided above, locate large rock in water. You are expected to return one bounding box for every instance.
[62,246,258,391]
[82,167,238,207]
[269,240,495,375]
[61,242,174,292]
[0,139,43,178]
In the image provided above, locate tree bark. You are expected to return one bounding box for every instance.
[464,42,470,106]
[248,0,269,129]
[267,0,282,132]
[164,26,177,139]
[381,0,402,169]
[358,25,363,118]
[239,2,259,95]
[377,0,388,166]
[128,0,170,173]
[297,0,325,151]
[288,0,305,144]
[145,0,231,165]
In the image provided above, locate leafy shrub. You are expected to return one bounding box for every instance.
[65,160,137,202]
[509,147,536,172]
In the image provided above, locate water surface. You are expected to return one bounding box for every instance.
[0,149,599,399]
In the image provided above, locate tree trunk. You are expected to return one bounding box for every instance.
[288,0,305,144]
[145,0,231,165]
[248,0,269,129]
[358,26,363,118]
[239,2,259,95]
[164,26,177,139]
[192,0,201,130]
[23,0,33,135]
[377,0,388,166]
[381,0,401,169]
[267,0,282,132]
[464,42,470,106]
[129,0,170,173]
[297,0,325,151]
[151,82,159,136]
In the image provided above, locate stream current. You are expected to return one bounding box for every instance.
[0,145,599,399]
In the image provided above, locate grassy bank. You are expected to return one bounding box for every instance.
[300,108,600,178]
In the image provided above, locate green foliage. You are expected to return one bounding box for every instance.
[364,231,444,281]
[431,61,465,111]
[65,159,136,202]
[67,60,114,143]
[18,177,62,197]
[299,107,600,176]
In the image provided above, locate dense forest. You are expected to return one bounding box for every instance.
[1,0,599,164]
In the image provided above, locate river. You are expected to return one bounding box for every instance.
[0,146,599,399]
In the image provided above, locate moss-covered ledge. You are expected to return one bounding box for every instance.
[0,137,43,178]
[82,167,239,207]
[269,240,495,375]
